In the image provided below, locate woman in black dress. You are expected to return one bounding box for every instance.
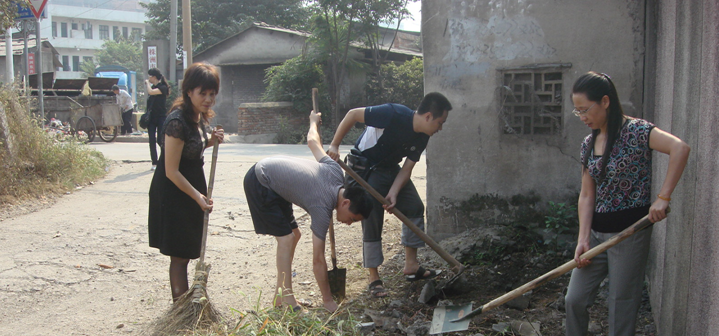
[146,68,170,171]
[148,63,224,301]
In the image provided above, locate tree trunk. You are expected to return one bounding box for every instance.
[0,103,14,161]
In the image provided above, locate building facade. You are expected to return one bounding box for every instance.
[41,0,147,79]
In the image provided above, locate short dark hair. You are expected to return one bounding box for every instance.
[111,85,119,91]
[416,92,452,119]
[344,186,374,219]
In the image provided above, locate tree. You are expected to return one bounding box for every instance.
[365,57,423,108]
[93,38,143,78]
[142,0,310,54]
[308,0,414,126]
[0,0,26,34]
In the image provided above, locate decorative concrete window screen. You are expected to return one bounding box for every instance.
[499,65,569,135]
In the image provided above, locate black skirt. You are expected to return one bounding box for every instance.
[148,149,207,259]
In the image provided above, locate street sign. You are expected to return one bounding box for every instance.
[14,1,45,20]
[28,0,48,20]
[148,46,158,69]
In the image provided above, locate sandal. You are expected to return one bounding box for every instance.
[368,279,389,298]
[405,266,441,282]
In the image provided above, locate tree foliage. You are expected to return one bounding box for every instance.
[307,0,415,126]
[93,38,143,80]
[365,57,423,108]
[0,0,26,34]
[263,55,328,116]
[142,0,310,54]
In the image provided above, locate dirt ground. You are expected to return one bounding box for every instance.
[0,155,655,335]
[0,157,415,335]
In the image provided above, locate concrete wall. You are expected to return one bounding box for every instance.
[213,64,276,133]
[422,0,646,240]
[646,0,719,335]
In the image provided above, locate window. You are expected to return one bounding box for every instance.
[62,55,70,71]
[72,56,80,72]
[99,25,109,40]
[499,65,570,135]
[113,26,120,41]
[61,22,68,37]
[52,22,57,37]
[83,23,92,39]
[122,27,128,39]
[131,28,142,42]
[71,23,78,30]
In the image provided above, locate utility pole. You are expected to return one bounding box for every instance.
[169,0,177,82]
[181,0,192,67]
[36,18,43,124]
[5,27,13,84]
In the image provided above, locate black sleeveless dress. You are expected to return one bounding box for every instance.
[148,110,209,259]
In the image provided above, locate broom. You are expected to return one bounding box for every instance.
[149,135,223,336]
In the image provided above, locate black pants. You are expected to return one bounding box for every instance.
[121,108,134,135]
[148,115,166,165]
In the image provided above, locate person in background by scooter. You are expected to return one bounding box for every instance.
[112,85,134,135]
[565,71,690,336]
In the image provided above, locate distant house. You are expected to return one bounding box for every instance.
[0,37,61,84]
[194,22,421,133]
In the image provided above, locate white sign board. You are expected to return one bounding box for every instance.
[148,46,157,69]
[28,0,48,19]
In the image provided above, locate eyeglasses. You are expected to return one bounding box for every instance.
[572,103,596,117]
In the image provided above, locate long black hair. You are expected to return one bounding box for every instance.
[147,67,171,95]
[573,71,625,182]
[169,62,220,125]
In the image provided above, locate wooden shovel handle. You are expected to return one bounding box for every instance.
[329,222,338,269]
[453,209,668,322]
[199,126,222,265]
[337,160,464,274]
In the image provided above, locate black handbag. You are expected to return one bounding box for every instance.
[139,111,150,129]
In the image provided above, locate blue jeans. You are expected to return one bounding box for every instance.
[148,115,166,165]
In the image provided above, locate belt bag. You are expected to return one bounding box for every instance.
[344,149,374,186]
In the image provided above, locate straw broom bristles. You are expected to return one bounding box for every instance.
[147,261,223,335]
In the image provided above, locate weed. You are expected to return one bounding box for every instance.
[0,85,109,203]
[543,201,578,250]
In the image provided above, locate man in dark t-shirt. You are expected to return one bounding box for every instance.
[327,92,453,298]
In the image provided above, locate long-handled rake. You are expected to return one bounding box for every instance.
[149,137,222,336]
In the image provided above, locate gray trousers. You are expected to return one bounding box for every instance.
[565,227,653,336]
[353,166,426,268]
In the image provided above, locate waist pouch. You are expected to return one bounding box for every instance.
[344,148,374,187]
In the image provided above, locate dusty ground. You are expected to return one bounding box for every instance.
[0,148,655,335]
[0,154,414,335]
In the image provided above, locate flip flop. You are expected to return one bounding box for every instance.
[368,279,389,298]
[405,266,441,282]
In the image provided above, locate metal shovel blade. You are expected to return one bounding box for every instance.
[429,304,473,334]
[328,266,346,300]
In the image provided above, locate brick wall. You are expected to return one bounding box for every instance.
[237,102,305,135]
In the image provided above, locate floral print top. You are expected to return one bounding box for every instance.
[581,118,654,214]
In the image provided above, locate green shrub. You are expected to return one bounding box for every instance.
[365,58,424,108]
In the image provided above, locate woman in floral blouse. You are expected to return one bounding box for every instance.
[565,71,690,336]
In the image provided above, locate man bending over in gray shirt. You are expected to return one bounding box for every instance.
[243,110,373,312]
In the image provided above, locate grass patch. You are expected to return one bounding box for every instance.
[0,85,109,204]
[168,291,364,336]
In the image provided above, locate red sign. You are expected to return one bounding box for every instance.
[28,52,35,75]
[28,0,49,20]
